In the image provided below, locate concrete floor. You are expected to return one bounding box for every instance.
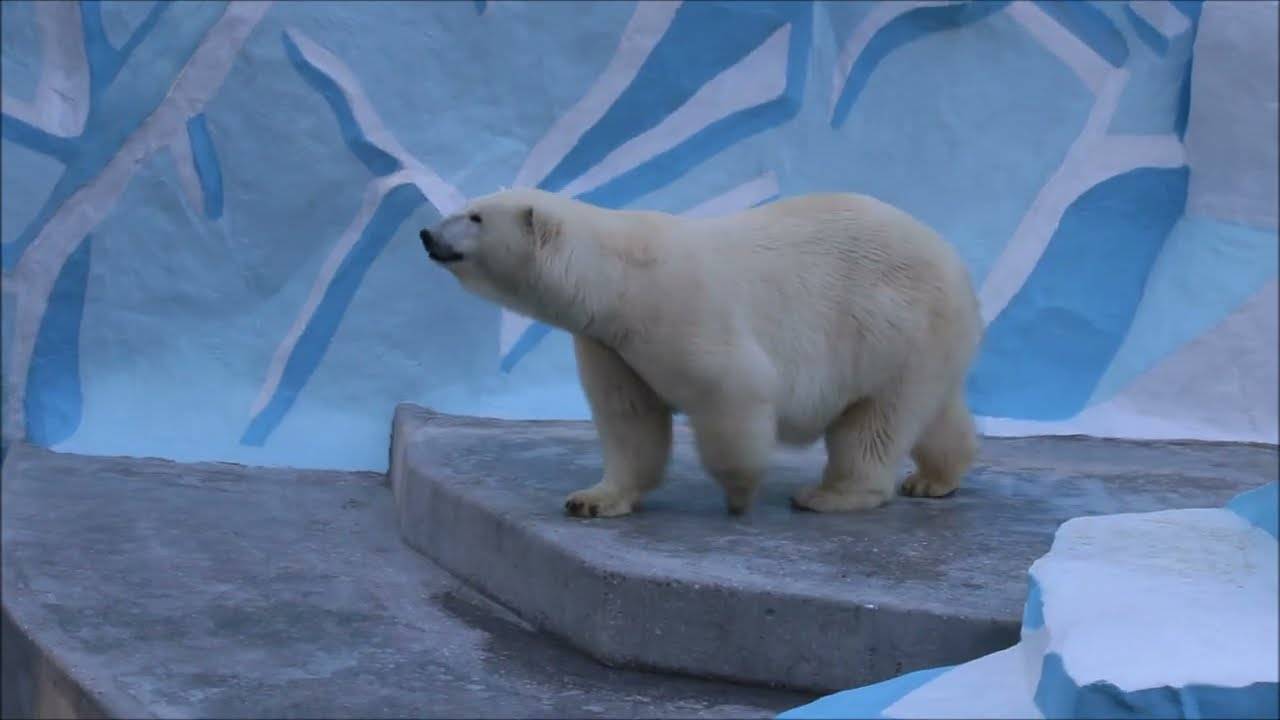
[1,444,811,719]
[390,405,1277,693]
[3,408,1274,718]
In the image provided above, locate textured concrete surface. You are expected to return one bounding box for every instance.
[1,444,810,719]
[390,404,1278,694]
[2,607,117,719]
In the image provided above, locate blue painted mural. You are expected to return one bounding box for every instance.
[2,1,1275,470]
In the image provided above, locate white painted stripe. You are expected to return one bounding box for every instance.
[1080,65,1129,138]
[250,171,412,416]
[5,1,274,439]
[1005,0,1111,95]
[978,69,1188,326]
[680,171,780,218]
[513,1,681,189]
[829,1,958,120]
[283,29,466,215]
[559,24,791,199]
[499,309,532,357]
[1,0,90,138]
[1128,0,1192,40]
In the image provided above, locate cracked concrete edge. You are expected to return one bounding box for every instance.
[387,404,1019,693]
[3,449,156,720]
[2,606,121,720]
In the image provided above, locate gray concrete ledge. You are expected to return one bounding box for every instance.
[2,607,120,719]
[390,404,1277,694]
[2,444,808,718]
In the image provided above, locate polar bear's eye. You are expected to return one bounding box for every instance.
[468,213,482,224]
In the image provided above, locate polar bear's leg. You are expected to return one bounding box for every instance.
[901,387,975,498]
[565,335,672,518]
[690,405,775,515]
[795,367,957,513]
[791,396,903,512]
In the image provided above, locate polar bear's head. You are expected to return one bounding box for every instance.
[419,188,623,331]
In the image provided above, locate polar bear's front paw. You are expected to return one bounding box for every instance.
[563,484,637,518]
[899,472,959,498]
[790,483,891,513]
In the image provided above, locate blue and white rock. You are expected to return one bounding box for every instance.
[781,482,1279,720]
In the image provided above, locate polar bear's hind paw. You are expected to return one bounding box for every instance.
[563,484,637,518]
[899,471,959,498]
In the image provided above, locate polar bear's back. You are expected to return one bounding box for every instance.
[700,192,974,328]
[730,192,951,263]
[690,192,979,441]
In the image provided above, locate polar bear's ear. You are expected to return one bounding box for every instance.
[521,206,561,248]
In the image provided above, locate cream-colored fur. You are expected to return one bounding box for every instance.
[422,188,981,517]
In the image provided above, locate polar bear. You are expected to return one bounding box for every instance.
[420,188,980,517]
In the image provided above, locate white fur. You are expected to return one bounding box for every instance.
[426,189,982,516]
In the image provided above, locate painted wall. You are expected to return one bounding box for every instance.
[2,0,1276,471]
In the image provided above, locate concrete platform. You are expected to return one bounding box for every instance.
[390,404,1277,694]
[1,444,809,719]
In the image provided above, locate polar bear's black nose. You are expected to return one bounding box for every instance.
[420,228,463,263]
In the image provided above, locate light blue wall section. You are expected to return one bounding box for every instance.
[2,0,1275,469]
[100,0,158,50]
[1090,215,1279,404]
[0,140,63,247]
[0,0,40,102]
